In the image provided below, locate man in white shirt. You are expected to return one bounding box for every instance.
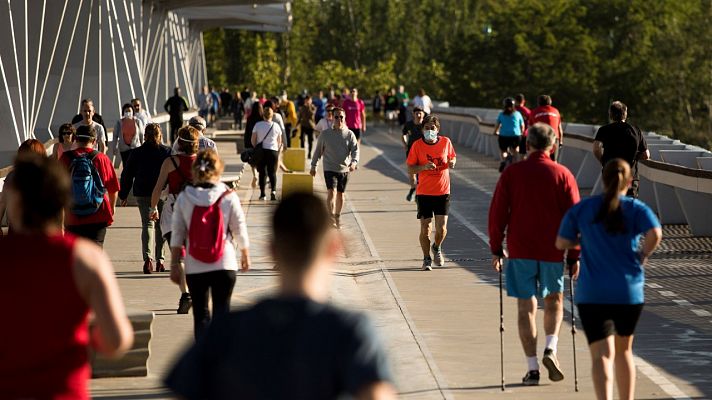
[73,100,107,153]
[412,88,433,115]
[132,98,152,127]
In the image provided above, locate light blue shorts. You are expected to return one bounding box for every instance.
[505,259,564,299]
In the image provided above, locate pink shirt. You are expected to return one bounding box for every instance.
[342,98,365,130]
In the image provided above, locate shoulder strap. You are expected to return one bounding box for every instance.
[258,123,274,146]
[88,150,100,161]
[170,156,190,182]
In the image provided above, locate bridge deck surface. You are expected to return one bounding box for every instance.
[89,122,711,399]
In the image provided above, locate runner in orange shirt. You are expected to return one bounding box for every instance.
[406,115,456,271]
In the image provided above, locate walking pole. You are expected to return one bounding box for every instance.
[499,265,506,391]
[569,270,579,392]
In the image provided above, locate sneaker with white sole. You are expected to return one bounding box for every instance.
[432,244,444,267]
[522,370,540,386]
[422,256,433,271]
[542,348,565,382]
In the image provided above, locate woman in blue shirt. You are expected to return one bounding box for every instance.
[555,159,662,400]
[493,97,525,172]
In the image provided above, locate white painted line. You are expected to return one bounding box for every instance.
[363,131,695,400]
[691,309,711,317]
[673,299,693,306]
[646,282,663,289]
[634,357,692,400]
[659,291,677,297]
[346,196,454,400]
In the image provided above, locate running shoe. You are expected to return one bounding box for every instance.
[422,256,433,271]
[406,188,415,202]
[542,348,565,382]
[177,293,192,314]
[270,191,277,201]
[156,261,166,272]
[432,244,444,267]
[522,370,540,386]
[258,194,266,201]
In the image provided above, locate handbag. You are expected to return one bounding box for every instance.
[249,123,274,165]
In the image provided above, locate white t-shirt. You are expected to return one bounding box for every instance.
[252,121,282,151]
[73,120,107,152]
[413,95,433,114]
[315,117,333,133]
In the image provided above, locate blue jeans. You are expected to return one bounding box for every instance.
[136,196,165,262]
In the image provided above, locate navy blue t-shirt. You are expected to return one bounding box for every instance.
[558,195,660,305]
[165,297,393,399]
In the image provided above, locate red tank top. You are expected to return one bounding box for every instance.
[0,232,90,399]
[168,154,196,194]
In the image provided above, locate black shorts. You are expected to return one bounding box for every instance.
[577,303,644,344]
[498,135,521,152]
[519,135,528,154]
[416,194,450,219]
[351,128,361,140]
[324,171,349,193]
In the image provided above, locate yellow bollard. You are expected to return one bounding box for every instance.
[283,148,306,172]
[290,126,302,148]
[281,172,313,197]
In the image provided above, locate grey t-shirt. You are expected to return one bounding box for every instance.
[73,121,106,153]
[165,297,393,400]
[311,127,359,173]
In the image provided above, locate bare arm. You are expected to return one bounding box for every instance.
[592,140,604,162]
[73,238,133,358]
[493,122,501,135]
[555,235,579,250]
[408,162,435,175]
[558,121,564,144]
[150,159,173,219]
[639,149,650,161]
[356,381,397,400]
[639,227,662,264]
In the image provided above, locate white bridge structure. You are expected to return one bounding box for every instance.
[0,0,291,164]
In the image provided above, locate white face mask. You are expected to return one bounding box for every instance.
[423,129,438,142]
[123,111,133,119]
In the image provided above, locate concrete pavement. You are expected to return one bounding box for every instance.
[90,122,710,399]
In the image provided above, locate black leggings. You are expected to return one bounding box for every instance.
[301,126,314,156]
[257,149,279,196]
[185,270,237,339]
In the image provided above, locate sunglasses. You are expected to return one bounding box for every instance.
[334,115,345,120]
[61,132,73,136]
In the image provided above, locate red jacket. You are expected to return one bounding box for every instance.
[488,151,580,262]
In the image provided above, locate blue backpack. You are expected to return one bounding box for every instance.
[67,150,106,216]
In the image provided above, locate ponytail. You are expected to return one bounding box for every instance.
[595,159,631,234]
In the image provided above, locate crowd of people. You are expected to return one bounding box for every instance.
[0,80,660,400]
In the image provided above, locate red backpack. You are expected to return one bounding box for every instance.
[188,190,233,263]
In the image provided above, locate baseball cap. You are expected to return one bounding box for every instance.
[189,116,207,131]
[413,106,424,113]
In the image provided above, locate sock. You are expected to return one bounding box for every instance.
[527,356,539,371]
[545,335,558,353]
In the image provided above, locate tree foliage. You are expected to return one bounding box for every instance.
[202,0,711,148]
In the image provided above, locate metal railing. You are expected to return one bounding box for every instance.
[433,105,712,236]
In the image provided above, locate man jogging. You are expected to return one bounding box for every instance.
[310,107,359,229]
[406,115,456,271]
[402,106,426,202]
[592,101,650,198]
[529,95,564,161]
[488,123,580,386]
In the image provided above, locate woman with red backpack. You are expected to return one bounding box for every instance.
[113,103,145,166]
[169,149,251,339]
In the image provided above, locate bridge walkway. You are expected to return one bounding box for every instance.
[86,121,710,399]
